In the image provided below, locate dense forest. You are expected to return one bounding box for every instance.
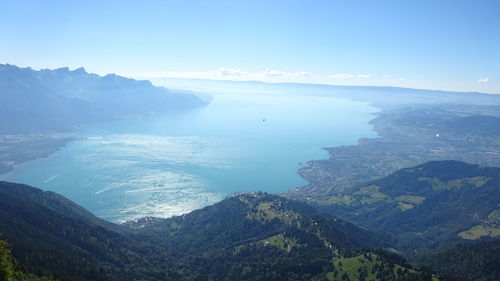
[0,239,55,281]
[417,240,500,281]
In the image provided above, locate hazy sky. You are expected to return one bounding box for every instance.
[2,0,499,93]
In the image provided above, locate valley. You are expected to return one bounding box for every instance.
[1,66,500,281]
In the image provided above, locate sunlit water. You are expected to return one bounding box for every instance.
[1,83,378,222]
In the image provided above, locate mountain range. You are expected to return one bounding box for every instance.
[0,64,207,133]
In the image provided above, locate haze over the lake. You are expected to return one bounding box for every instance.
[1,82,377,222]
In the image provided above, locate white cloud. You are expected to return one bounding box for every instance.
[331,73,355,79]
[330,73,371,79]
[127,67,312,82]
[295,71,311,77]
[218,67,245,76]
[399,78,408,81]
[262,69,311,77]
[478,77,490,83]
[384,75,390,78]
[263,69,284,77]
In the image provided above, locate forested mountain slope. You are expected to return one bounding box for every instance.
[314,161,500,255]
[0,181,436,281]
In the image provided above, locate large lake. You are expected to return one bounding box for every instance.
[1,82,378,222]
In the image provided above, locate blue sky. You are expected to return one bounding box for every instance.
[1,0,499,93]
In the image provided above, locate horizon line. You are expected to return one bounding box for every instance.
[2,62,499,96]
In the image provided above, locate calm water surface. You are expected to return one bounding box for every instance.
[2,84,378,222]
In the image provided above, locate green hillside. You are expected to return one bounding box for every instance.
[313,161,500,255]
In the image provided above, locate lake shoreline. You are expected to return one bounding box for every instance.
[285,103,500,201]
[0,134,77,175]
[1,90,379,223]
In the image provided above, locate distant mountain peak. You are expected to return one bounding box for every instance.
[55,66,70,72]
[72,66,87,74]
